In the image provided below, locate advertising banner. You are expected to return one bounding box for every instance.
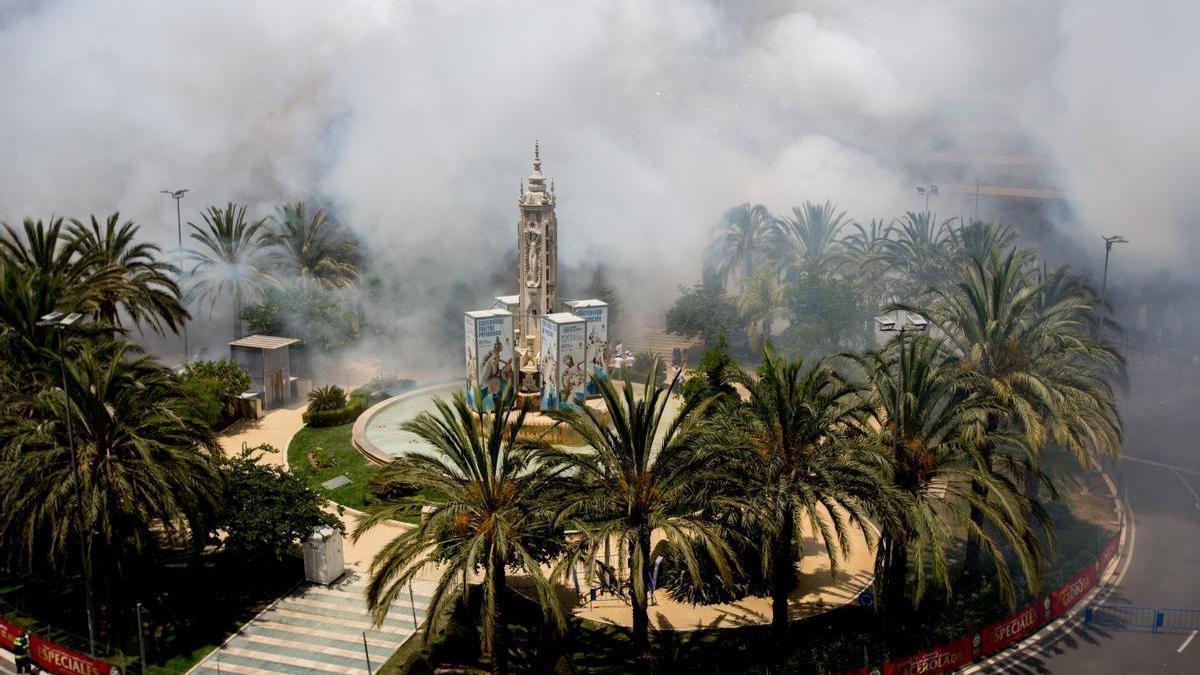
[539,313,587,410]
[1050,562,1098,617]
[557,318,587,408]
[30,635,119,675]
[981,598,1044,655]
[564,300,609,396]
[465,314,477,392]
[830,523,1121,675]
[465,310,514,411]
[539,318,559,410]
[1099,531,1120,572]
[883,636,972,674]
[0,616,18,650]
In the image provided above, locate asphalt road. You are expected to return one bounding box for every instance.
[982,366,1200,673]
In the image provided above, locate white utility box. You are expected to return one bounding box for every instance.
[303,526,345,585]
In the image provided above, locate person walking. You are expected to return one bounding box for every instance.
[12,629,32,673]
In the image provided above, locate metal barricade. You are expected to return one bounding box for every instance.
[1159,608,1200,633]
[1084,604,1161,632]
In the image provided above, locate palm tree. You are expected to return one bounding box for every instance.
[353,387,564,674]
[0,338,222,631]
[542,363,737,666]
[900,244,1123,568]
[187,203,274,339]
[844,218,894,312]
[67,213,188,335]
[0,218,122,367]
[881,211,959,300]
[736,267,783,351]
[266,202,359,288]
[703,203,773,291]
[769,201,850,278]
[848,337,1048,611]
[722,345,879,636]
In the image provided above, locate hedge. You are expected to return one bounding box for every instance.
[302,400,367,427]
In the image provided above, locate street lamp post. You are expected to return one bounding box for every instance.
[1099,235,1129,340]
[915,184,939,211]
[161,188,190,360]
[37,312,98,656]
[875,311,930,460]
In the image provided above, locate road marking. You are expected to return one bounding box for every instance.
[1178,630,1197,653]
[1167,468,1200,509]
[1121,454,1200,477]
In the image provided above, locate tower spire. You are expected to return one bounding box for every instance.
[533,139,541,171]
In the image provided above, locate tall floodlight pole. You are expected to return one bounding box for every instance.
[915,184,939,211]
[161,188,190,360]
[1098,235,1129,340]
[875,311,929,462]
[38,312,98,655]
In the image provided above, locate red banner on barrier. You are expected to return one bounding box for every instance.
[1050,562,1098,617]
[882,636,973,675]
[1098,531,1120,572]
[0,616,19,651]
[980,598,1045,654]
[29,635,118,675]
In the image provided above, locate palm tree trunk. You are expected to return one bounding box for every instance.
[964,439,996,572]
[630,528,653,670]
[233,287,243,339]
[883,536,908,613]
[489,548,508,674]
[770,509,794,636]
[963,478,986,572]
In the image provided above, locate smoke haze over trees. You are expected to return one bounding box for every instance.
[1,0,1196,363]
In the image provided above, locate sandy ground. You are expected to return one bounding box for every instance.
[218,390,876,628]
[537,515,876,631]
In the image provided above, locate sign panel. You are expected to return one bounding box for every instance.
[1099,530,1120,572]
[1050,562,1098,616]
[539,313,587,410]
[981,599,1043,655]
[0,616,18,650]
[558,319,587,407]
[539,318,559,410]
[465,314,477,392]
[30,634,120,675]
[465,310,514,411]
[564,299,609,396]
[883,636,972,675]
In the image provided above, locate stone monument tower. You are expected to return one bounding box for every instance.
[516,141,558,349]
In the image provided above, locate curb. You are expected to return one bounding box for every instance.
[958,468,1131,673]
[352,382,458,467]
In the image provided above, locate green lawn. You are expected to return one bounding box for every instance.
[287,422,435,523]
[288,423,382,512]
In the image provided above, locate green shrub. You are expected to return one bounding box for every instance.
[312,446,337,468]
[302,400,367,427]
[307,384,347,413]
[178,359,252,428]
[365,372,416,396]
[178,374,224,428]
[218,443,344,564]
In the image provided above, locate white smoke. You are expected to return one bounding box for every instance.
[0,0,1193,359]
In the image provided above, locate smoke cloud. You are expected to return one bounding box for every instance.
[0,0,1193,363]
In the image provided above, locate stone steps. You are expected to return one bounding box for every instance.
[190,574,435,674]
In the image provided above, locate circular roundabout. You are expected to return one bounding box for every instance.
[351,382,876,629]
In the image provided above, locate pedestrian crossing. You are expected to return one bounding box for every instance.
[191,573,435,675]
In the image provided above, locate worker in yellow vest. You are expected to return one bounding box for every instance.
[12,629,32,673]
